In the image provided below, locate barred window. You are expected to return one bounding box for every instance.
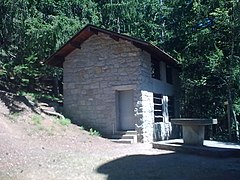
[153,93,163,122]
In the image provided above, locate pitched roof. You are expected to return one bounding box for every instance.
[45,24,178,68]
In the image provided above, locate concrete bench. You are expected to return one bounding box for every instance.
[171,118,217,146]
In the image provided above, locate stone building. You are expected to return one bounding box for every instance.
[45,24,180,143]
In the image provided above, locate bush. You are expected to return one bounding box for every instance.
[89,128,101,136]
[58,117,71,126]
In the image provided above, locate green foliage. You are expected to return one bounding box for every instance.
[57,117,71,126]
[234,98,240,116]
[97,0,165,44]
[9,112,21,122]
[1,0,240,141]
[163,0,240,141]
[0,0,100,92]
[89,128,101,136]
[17,91,62,102]
[0,0,170,92]
[79,126,85,130]
[31,114,42,125]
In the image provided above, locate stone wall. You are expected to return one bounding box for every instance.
[63,33,142,135]
[137,48,180,142]
[63,32,179,142]
[142,91,155,142]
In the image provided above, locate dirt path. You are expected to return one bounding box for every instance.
[1,120,240,180]
[0,119,166,180]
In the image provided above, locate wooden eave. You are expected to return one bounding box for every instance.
[44,24,179,68]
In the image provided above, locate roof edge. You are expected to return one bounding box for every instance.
[44,24,179,68]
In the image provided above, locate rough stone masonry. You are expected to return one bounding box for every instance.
[63,32,179,142]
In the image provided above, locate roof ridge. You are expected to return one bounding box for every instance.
[45,24,178,67]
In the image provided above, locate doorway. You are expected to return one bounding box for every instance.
[117,90,135,131]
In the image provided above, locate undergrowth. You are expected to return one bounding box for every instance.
[9,112,21,122]
[57,117,71,126]
[89,128,101,136]
[17,91,62,102]
[31,115,42,125]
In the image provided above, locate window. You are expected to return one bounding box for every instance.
[151,57,161,80]
[166,65,173,84]
[153,93,163,122]
[168,96,175,118]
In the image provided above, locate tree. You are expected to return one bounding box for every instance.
[0,0,100,93]
[1,0,239,141]
[162,0,240,141]
[96,0,166,44]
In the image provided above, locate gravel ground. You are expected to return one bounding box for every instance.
[0,98,240,180]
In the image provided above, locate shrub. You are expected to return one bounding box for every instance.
[89,128,101,136]
[58,117,71,126]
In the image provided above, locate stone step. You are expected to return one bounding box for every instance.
[111,134,134,138]
[111,130,137,143]
[114,130,137,135]
[110,139,133,144]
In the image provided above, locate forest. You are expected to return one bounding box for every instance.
[0,0,240,142]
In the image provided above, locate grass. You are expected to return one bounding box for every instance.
[37,126,45,131]
[59,118,71,126]
[89,128,101,136]
[31,114,42,125]
[9,112,21,122]
[56,117,71,126]
[31,115,46,132]
[78,125,101,136]
[79,126,85,130]
[30,113,100,136]
[46,126,55,136]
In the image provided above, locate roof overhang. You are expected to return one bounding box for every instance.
[44,24,179,68]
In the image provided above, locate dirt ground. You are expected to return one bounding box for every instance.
[0,94,240,180]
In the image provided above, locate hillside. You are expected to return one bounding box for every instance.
[0,90,116,179]
[0,90,162,179]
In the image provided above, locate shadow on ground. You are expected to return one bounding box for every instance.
[97,152,240,180]
[0,90,38,114]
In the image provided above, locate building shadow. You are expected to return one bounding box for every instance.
[96,152,240,180]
